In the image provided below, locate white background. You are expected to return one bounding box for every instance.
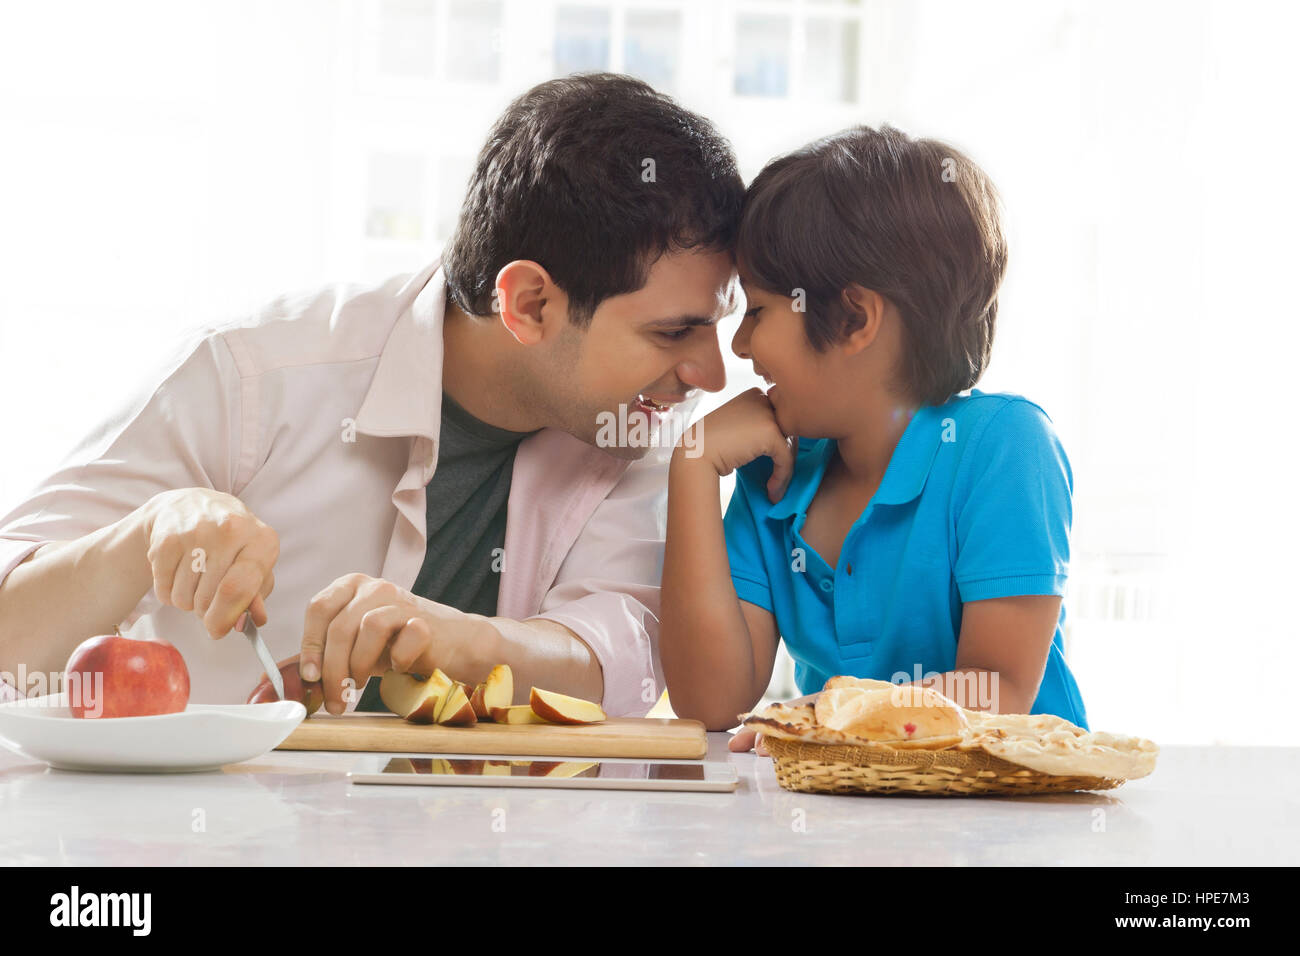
[2,0,1297,743]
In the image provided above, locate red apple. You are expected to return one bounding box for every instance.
[65,633,190,719]
[246,657,325,716]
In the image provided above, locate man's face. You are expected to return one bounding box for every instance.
[541,248,735,458]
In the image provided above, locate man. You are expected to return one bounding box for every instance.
[0,73,743,717]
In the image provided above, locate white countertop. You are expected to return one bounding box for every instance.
[1,736,1294,866]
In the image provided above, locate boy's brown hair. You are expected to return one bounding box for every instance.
[736,124,1008,406]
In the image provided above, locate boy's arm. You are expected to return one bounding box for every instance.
[906,595,1060,714]
[661,453,781,731]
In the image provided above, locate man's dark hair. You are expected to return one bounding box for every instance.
[736,124,1008,406]
[443,73,744,326]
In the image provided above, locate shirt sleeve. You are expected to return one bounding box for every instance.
[722,467,775,613]
[526,435,673,719]
[0,331,245,701]
[952,399,1073,603]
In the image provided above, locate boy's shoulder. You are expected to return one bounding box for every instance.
[939,388,1054,428]
[935,389,1060,454]
[937,390,1071,495]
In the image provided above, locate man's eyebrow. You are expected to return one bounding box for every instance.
[642,315,721,329]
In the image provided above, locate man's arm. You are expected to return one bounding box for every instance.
[0,517,153,687]
[482,617,602,705]
[300,412,699,716]
[0,333,250,696]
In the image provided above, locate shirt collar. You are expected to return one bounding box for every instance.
[765,403,948,519]
[354,256,447,446]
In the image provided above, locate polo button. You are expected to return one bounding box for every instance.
[819,579,834,593]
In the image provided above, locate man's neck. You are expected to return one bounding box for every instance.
[441,298,548,433]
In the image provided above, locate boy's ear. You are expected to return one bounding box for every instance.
[494,260,565,346]
[839,284,888,356]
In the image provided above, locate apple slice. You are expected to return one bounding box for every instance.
[446,758,486,775]
[491,704,546,724]
[469,683,488,720]
[379,669,453,724]
[436,682,477,726]
[529,687,606,724]
[528,760,599,778]
[482,664,513,719]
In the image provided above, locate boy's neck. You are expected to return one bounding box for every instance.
[832,393,919,489]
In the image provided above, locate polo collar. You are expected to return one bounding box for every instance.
[765,403,948,519]
[870,403,947,506]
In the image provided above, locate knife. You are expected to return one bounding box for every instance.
[242,609,285,701]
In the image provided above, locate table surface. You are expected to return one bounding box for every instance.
[1,736,1295,866]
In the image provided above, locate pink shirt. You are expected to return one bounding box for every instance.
[0,257,686,716]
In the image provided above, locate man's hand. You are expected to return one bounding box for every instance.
[141,488,278,639]
[684,387,797,503]
[299,573,485,715]
[727,692,819,755]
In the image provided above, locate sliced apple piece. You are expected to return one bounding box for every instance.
[482,664,513,719]
[529,760,600,778]
[491,704,546,724]
[379,668,453,724]
[436,681,477,726]
[446,758,486,775]
[469,683,488,720]
[529,687,606,724]
[525,760,598,778]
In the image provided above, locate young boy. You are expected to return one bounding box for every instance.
[660,124,1088,737]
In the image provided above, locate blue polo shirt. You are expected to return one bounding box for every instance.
[723,389,1088,728]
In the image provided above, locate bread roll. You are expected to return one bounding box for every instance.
[814,684,968,743]
[822,675,898,693]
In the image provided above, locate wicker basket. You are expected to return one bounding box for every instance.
[763,735,1125,796]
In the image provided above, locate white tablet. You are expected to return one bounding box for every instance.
[347,754,738,792]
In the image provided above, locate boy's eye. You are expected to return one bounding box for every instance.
[658,328,692,341]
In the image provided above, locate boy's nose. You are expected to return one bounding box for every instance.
[731,316,753,360]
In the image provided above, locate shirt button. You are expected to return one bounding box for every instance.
[819,578,834,593]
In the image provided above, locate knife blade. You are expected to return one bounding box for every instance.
[243,611,284,701]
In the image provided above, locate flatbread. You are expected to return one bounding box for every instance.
[962,724,1159,779]
[740,696,1159,779]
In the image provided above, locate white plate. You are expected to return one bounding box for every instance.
[0,692,306,773]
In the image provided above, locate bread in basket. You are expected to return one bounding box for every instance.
[740,677,1158,796]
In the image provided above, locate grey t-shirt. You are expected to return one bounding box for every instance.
[354,390,538,711]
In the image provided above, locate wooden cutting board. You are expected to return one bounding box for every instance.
[278,713,709,759]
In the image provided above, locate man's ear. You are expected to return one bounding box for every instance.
[494,260,563,346]
[840,284,888,356]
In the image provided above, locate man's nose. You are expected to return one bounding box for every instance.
[677,328,728,394]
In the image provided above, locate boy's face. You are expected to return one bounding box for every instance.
[543,248,736,458]
[731,274,833,438]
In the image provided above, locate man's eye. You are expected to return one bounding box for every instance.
[659,328,692,341]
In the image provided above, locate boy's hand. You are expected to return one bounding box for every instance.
[728,692,819,754]
[684,387,797,503]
